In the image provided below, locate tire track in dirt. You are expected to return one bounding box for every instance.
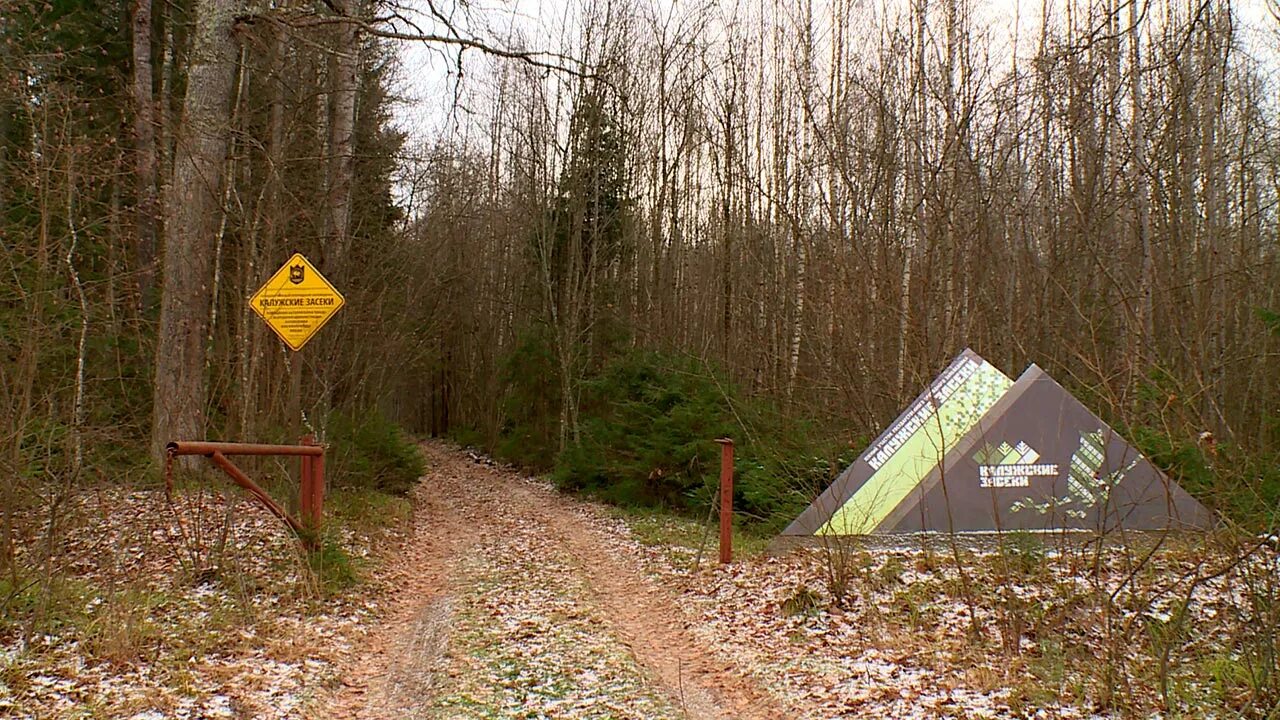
[321,441,787,720]
[494,477,789,720]
[320,445,491,719]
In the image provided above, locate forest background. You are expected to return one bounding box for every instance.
[2,0,1280,574]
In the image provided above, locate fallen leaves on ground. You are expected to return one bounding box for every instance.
[426,512,683,719]
[1,485,407,719]
[5,445,1275,720]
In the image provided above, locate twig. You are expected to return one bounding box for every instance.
[239,9,594,79]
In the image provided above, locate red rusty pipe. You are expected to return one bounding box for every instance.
[715,438,734,564]
[301,453,314,528]
[167,441,322,457]
[165,438,324,547]
[208,451,305,534]
[309,450,325,530]
[300,435,315,528]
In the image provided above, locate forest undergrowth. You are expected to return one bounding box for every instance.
[0,417,422,718]
[618,510,1280,718]
[453,345,1280,717]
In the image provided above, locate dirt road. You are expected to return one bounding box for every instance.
[321,441,787,719]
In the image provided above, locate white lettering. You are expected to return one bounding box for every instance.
[866,358,980,470]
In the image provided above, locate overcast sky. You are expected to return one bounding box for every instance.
[387,0,1279,147]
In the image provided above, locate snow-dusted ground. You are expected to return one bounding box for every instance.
[604,509,1280,719]
[1,487,407,719]
[4,447,1276,719]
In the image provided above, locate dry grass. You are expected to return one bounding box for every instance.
[0,484,412,719]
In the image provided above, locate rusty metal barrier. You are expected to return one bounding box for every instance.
[164,437,325,548]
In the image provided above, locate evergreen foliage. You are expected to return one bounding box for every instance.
[1260,308,1280,338]
[1128,426,1280,527]
[326,410,425,496]
[1122,360,1280,527]
[551,75,631,293]
[548,350,853,530]
[495,326,562,469]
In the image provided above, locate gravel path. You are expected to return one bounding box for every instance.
[321,441,786,720]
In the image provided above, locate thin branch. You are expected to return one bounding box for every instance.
[238,10,594,79]
[1055,0,1149,56]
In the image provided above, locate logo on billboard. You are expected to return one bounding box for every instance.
[1009,429,1140,519]
[975,441,1060,488]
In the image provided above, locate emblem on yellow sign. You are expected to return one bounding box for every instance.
[250,253,345,351]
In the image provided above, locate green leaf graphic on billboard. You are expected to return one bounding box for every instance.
[818,358,1013,534]
[1010,429,1138,519]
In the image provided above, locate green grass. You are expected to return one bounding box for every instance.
[0,576,95,634]
[309,536,359,593]
[311,486,413,593]
[608,505,773,561]
[325,487,413,530]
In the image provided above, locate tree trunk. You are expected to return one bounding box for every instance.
[1130,0,1154,364]
[314,1,360,424]
[326,2,360,272]
[786,225,807,402]
[238,26,286,438]
[132,0,159,312]
[720,90,734,361]
[160,0,192,182]
[897,247,913,398]
[150,0,241,459]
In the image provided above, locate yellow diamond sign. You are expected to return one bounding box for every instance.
[250,253,345,351]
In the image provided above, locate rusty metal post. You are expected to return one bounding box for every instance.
[715,438,734,564]
[311,449,325,531]
[299,434,315,531]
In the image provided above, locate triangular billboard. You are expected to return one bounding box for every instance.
[783,349,1015,536]
[780,350,1214,538]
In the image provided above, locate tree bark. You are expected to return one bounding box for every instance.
[314,0,360,423]
[327,0,361,271]
[720,82,735,361]
[160,0,192,182]
[150,0,241,459]
[1130,0,1154,363]
[238,26,286,438]
[133,0,159,312]
[786,223,807,402]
